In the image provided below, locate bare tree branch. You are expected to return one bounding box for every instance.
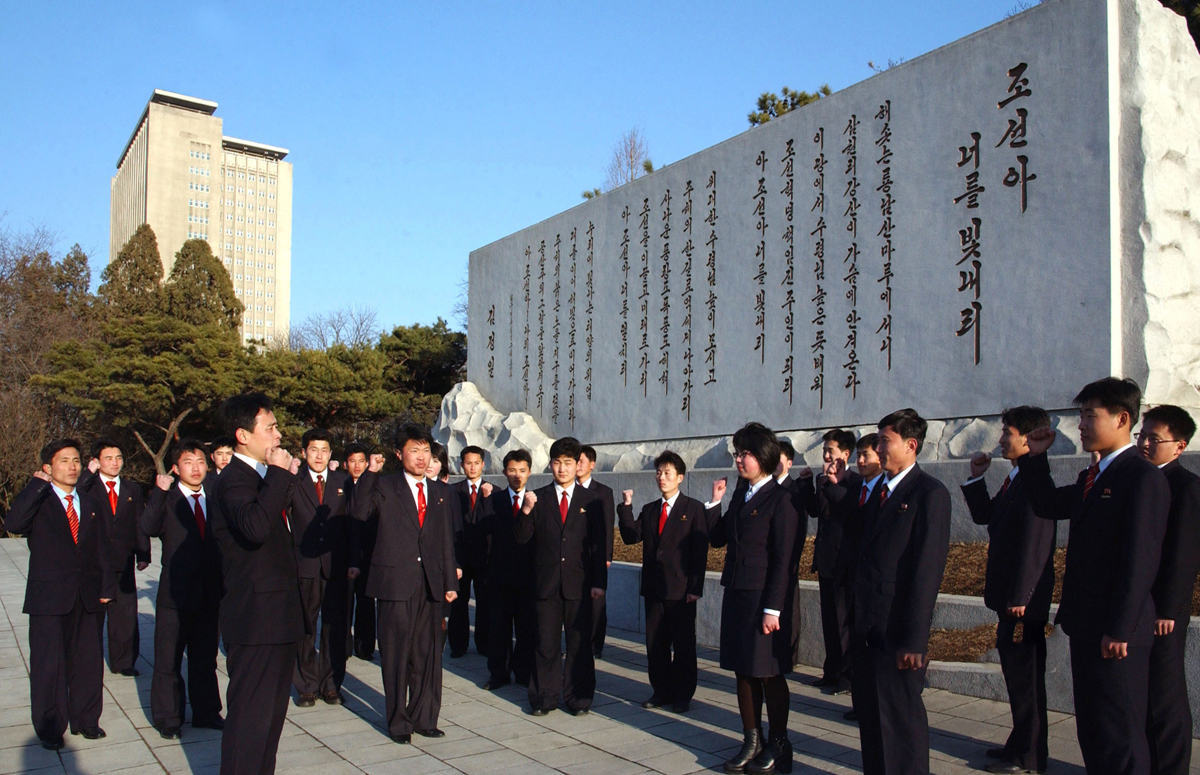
[604,128,653,192]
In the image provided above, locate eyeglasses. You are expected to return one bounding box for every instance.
[1136,433,1180,445]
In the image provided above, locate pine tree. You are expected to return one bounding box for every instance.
[165,239,244,331]
[98,224,165,317]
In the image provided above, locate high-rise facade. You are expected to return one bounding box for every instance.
[111,89,292,344]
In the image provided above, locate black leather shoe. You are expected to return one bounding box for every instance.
[414,728,445,738]
[74,727,106,740]
[986,747,1011,759]
[805,676,833,687]
[641,695,669,709]
[322,690,345,706]
[119,668,140,677]
[294,693,317,708]
[724,728,762,774]
[566,706,589,716]
[355,650,375,661]
[984,763,1035,774]
[830,687,852,696]
[747,736,792,774]
[672,701,691,714]
[531,706,553,716]
[842,710,858,721]
[193,716,225,730]
[159,726,182,740]
[449,650,466,659]
[593,648,603,659]
[41,738,64,751]
[392,733,411,744]
[483,680,510,691]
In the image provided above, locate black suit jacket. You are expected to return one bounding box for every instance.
[289,467,351,580]
[212,457,304,645]
[142,482,223,611]
[451,479,491,573]
[811,471,864,578]
[1150,460,1200,624]
[484,488,535,588]
[617,494,709,600]
[708,478,800,613]
[777,475,811,577]
[514,483,608,601]
[8,478,116,615]
[853,465,951,654]
[1020,448,1169,644]
[578,479,616,565]
[962,471,1056,621]
[350,470,458,602]
[346,476,378,579]
[79,471,151,567]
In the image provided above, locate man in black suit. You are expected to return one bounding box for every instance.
[211,393,303,775]
[350,424,458,744]
[210,436,235,475]
[80,438,150,677]
[447,445,492,659]
[773,439,812,671]
[141,439,225,739]
[1136,404,1200,775]
[577,445,615,659]
[344,443,377,660]
[1021,377,1170,775]
[8,440,115,750]
[515,436,607,715]
[853,409,951,775]
[290,428,353,707]
[805,429,858,693]
[618,450,709,713]
[963,407,1057,774]
[482,449,537,690]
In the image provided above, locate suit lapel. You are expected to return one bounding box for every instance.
[298,471,319,509]
[866,466,921,544]
[398,478,421,531]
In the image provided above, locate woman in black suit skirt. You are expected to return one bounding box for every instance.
[709,423,801,775]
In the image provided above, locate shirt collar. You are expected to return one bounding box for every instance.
[234,452,267,478]
[179,481,204,498]
[577,476,592,489]
[51,483,77,501]
[884,462,917,493]
[862,473,884,492]
[403,471,425,489]
[554,481,576,501]
[662,491,680,509]
[467,477,482,488]
[745,477,771,501]
[1097,443,1134,475]
[507,486,525,500]
[1007,465,1020,482]
[308,467,328,483]
[99,473,120,488]
[776,473,790,485]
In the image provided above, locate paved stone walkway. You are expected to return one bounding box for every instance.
[0,537,1187,775]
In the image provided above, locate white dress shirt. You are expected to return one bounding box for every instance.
[50,483,80,516]
[99,473,121,498]
[233,452,267,478]
[180,482,206,521]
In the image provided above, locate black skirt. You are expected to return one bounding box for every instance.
[719,586,796,677]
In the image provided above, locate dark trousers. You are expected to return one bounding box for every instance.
[852,638,930,775]
[1069,636,1151,775]
[996,620,1048,770]
[28,596,104,742]
[377,593,443,737]
[350,572,376,658]
[1147,623,1191,775]
[817,574,852,689]
[447,565,488,656]
[531,596,594,711]
[151,599,221,728]
[592,592,608,656]
[221,641,294,775]
[487,583,536,685]
[645,598,697,703]
[104,554,140,672]
[295,575,349,695]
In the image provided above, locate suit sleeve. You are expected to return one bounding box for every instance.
[686,500,710,598]
[513,497,536,545]
[706,504,726,548]
[220,466,293,546]
[349,471,384,522]
[761,495,799,613]
[588,498,608,590]
[77,469,99,497]
[894,482,952,654]
[1106,468,1170,642]
[140,485,171,538]
[1009,495,1056,609]
[96,502,119,601]
[1018,452,1078,522]
[5,478,52,536]
[133,485,151,563]
[602,487,615,563]
[443,495,459,594]
[960,479,995,526]
[449,488,465,568]
[617,502,642,545]
[1154,475,1200,620]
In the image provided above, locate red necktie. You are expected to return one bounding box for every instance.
[106,480,118,515]
[858,484,869,507]
[471,484,477,510]
[65,494,79,544]
[1000,476,1011,498]
[513,493,521,516]
[1082,463,1099,500]
[658,500,669,534]
[560,491,569,524]
[315,475,325,504]
[879,485,890,506]
[416,482,426,528]
[192,494,206,539]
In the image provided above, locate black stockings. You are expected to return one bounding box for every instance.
[735,673,789,739]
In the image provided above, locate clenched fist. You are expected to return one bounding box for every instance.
[369,453,385,473]
[522,490,538,513]
[480,482,493,498]
[622,489,634,506]
[1025,427,1056,456]
[266,446,294,471]
[88,459,100,474]
[156,474,174,491]
[711,477,728,503]
[969,453,991,479]
[328,459,339,471]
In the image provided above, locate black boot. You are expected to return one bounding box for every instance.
[747,735,792,775]
[723,728,763,774]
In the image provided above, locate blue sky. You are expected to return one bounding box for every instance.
[1,1,1029,333]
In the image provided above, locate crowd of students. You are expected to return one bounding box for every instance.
[7,375,1197,775]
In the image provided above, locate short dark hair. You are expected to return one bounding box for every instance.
[654,450,687,476]
[171,438,208,467]
[89,437,122,460]
[1000,406,1051,437]
[777,440,796,463]
[503,449,533,468]
[822,428,857,453]
[221,392,274,439]
[1074,377,1142,426]
[579,445,598,463]
[41,439,82,466]
[549,437,583,461]
[210,436,236,453]
[878,408,928,454]
[1142,404,1197,444]
[856,433,879,452]
[343,442,370,461]
[732,422,781,475]
[394,423,434,450]
[461,445,486,463]
[431,442,449,475]
[301,428,334,450]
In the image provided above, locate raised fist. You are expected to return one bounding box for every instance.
[369,453,385,473]
[266,446,294,471]
[88,459,100,474]
[969,452,991,479]
[622,489,633,506]
[797,467,814,480]
[288,457,301,475]
[156,474,174,491]
[480,482,494,498]
[33,470,52,482]
[522,490,538,513]
[1025,427,1056,456]
[328,459,339,471]
[711,477,728,503]
[823,458,846,484]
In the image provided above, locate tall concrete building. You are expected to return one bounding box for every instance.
[111,89,292,344]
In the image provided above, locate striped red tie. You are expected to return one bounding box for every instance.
[65,494,79,544]
[1081,463,1099,500]
[1000,477,1011,497]
[417,482,426,527]
[879,486,889,506]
